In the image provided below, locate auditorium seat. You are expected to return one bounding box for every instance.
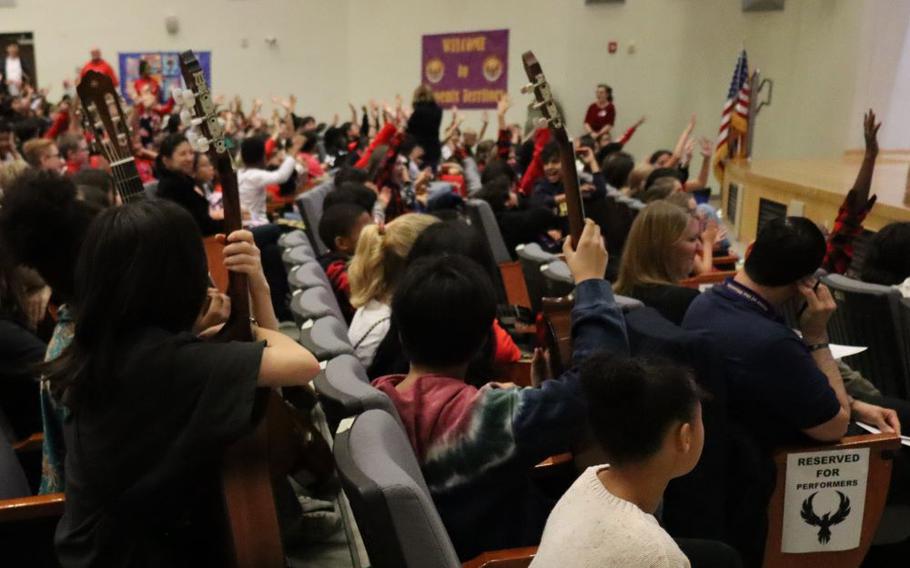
[334,409,536,568]
[287,261,331,294]
[540,260,574,299]
[290,285,344,327]
[298,316,353,362]
[516,243,557,313]
[295,179,334,256]
[282,243,317,273]
[278,228,309,250]
[313,354,399,434]
[821,274,910,398]
[465,199,512,264]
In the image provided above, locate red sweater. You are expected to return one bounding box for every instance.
[584,102,615,133]
[518,127,551,196]
[80,60,118,85]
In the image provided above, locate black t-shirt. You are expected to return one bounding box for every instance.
[156,170,223,237]
[625,283,701,326]
[55,328,264,568]
[0,318,46,438]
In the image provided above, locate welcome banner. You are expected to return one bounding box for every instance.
[421,29,508,109]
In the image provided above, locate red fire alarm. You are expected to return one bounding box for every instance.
[608,41,618,54]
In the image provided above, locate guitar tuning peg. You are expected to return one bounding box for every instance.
[520,83,536,95]
[532,101,547,110]
[170,86,182,102]
[181,90,196,107]
[180,109,193,124]
[196,138,210,153]
[190,117,204,127]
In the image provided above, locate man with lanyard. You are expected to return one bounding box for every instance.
[683,216,898,451]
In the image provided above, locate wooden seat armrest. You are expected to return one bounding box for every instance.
[680,270,737,289]
[712,255,739,266]
[535,452,573,469]
[771,432,901,464]
[495,360,533,388]
[499,260,532,310]
[0,493,65,523]
[12,432,44,453]
[463,546,538,568]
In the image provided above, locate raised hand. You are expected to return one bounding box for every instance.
[563,219,608,284]
[698,137,713,158]
[497,93,511,116]
[481,110,490,124]
[864,109,881,156]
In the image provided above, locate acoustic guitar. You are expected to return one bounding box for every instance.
[521,50,585,246]
[521,51,584,379]
[77,71,147,203]
[178,50,332,568]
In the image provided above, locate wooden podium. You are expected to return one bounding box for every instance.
[721,155,910,244]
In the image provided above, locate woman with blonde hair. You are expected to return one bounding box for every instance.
[348,213,439,365]
[614,200,702,325]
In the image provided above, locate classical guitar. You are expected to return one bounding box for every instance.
[178,50,332,568]
[521,51,585,247]
[521,51,586,380]
[77,71,146,203]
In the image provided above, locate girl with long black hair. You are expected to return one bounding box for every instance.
[48,199,319,567]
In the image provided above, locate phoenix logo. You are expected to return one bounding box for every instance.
[800,491,851,544]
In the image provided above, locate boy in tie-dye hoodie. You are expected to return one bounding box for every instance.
[372,220,629,560]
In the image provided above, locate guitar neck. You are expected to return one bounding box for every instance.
[553,129,585,247]
[110,159,146,203]
[214,150,252,339]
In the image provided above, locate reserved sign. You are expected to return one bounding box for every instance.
[781,448,869,553]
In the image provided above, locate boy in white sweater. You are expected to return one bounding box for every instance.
[531,355,705,568]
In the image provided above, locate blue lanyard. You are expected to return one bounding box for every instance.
[721,279,773,314]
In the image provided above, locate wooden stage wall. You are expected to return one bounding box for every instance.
[721,155,910,244]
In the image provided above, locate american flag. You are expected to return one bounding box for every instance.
[712,50,751,182]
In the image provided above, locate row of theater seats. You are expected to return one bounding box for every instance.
[277,231,536,567]
[279,223,907,567]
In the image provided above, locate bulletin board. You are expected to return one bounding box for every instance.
[117,51,211,104]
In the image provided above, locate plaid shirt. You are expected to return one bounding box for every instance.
[822,189,877,275]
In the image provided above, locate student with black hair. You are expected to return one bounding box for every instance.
[601,151,635,191]
[372,220,628,560]
[683,217,898,448]
[49,199,319,566]
[529,142,606,211]
[0,119,18,163]
[317,203,373,323]
[367,220,521,380]
[861,221,910,295]
[324,180,389,224]
[238,134,303,227]
[532,355,707,568]
[475,176,561,255]
[155,133,223,236]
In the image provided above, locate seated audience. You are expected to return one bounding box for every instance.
[861,221,910,295]
[22,137,63,172]
[238,134,302,227]
[48,199,319,565]
[533,355,716,568]
[347,213,438,366]
[367,220,522,380]
[317,203,373,323]
[155,133,222,236]
[372,220,628,560]
[823,110,880,275]
[683,217,898,449]
[614,201,702,324]
[529,143,605,212]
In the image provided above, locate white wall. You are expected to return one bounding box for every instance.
[0,0,350,120]
[0,0,897,162]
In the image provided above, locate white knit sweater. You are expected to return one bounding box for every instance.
[530,466,690,568]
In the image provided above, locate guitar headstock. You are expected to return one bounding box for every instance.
[76,71,135,164]
[177,50,225,156]
[521,51,566,136]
